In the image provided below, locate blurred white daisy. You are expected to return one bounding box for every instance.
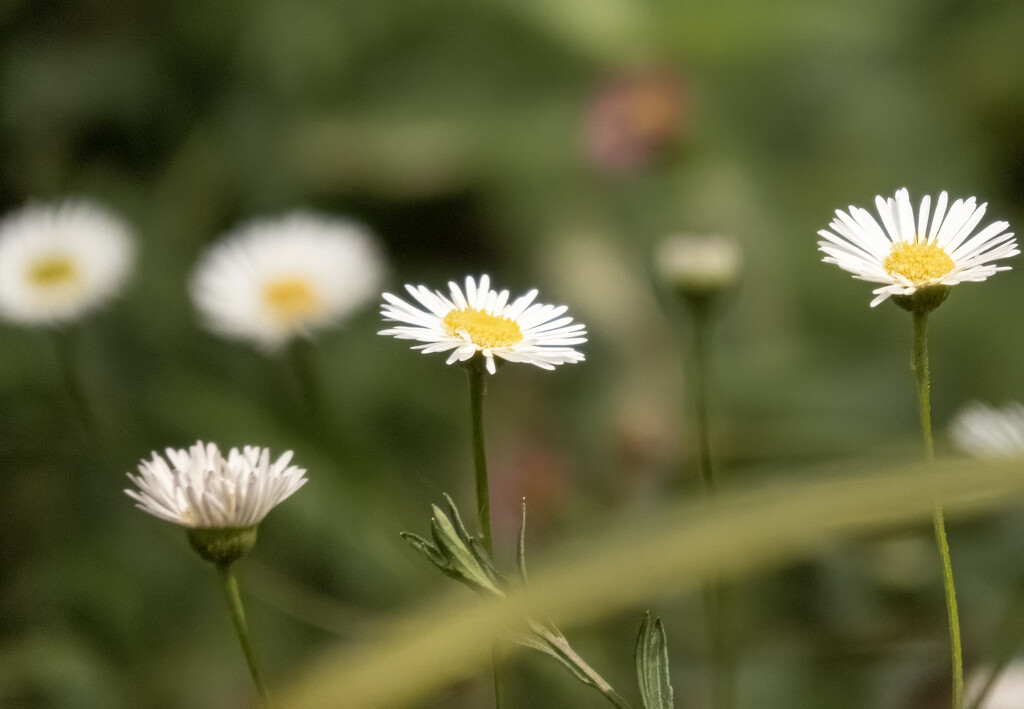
[379,274,587,374]
[818,188,1017,307]
[125,441,308,529]
[950,401,1024,458]
[191,211,385,350]
[655,234,742,295]
[0,200,134,325]
[968,660,1024,709]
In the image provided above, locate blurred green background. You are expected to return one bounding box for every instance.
[2,0,1024,707]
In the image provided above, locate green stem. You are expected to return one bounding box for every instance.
[687,305,734,709]
[912,312,935,461]
[691,306,716,495]
[466,357,493,554]
[217,563,270,707]
[933,507,964,709]
[912,311,963,709]
[51,327,100,434]
[465,356,503,708]
[287,338,323,425]
[704,582,734,709]
[490,645,506,709]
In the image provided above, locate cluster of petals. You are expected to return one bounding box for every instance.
[125,441,308,529]
[818,188,1017,306]
[379,274,587,374]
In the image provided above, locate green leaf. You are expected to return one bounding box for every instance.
[399,532,457,579]
[516,498,529,585]
[636,612,674,709]
[510,621,598,688]
[429,504,503,596]
[441,494,505,589]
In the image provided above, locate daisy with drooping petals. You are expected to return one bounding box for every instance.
[818,188,1018,307]
[0,200,134,325]
[379,274,587,374]
[950,402,1024,459]
[191,212,385,350]
[126,441,306,703]
[125,441,308,529]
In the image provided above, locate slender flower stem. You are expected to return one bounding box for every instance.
[912,312,935,460]
[466,357,493,554]
[51,327,101,434]
[691,305,716,495]
[287,338,324,425]
[687,303,734,709]
[912,310,963,709]
[217,562,271,707]
[933,507,964,709]
[465,356,504,708]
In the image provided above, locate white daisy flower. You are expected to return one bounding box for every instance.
[125,441,308,529]
[190,211,385,350]
[379,274,587,375]
[950,401,1024,458]
[0,200,134,325]
[818,188,1018,307]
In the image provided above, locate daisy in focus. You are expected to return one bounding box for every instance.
[125,441,308,529]
[191,211,385,350]
[818,188,1017,307]
[950,401,1024,458]
[0,200,134,325]
[379,274,587,374]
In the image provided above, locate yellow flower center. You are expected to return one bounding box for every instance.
[443,308,523,349]
[883,242,955,283]
[264,277,321,321]
[28,255,78,288]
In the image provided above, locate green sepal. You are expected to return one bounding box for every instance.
[636,611,674,709]
[187,526,258,566]
[891,285,950,313]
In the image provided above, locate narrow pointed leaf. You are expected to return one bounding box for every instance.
[510,623,597,687]
[430,506,503,596]
[443,494,505,588]
[636,612,674,709]
[400,532,457,577]
[516,498,529,585]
